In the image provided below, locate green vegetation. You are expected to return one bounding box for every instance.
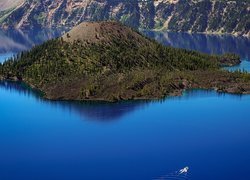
[0,22,249,102]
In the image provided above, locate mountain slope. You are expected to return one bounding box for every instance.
[1,0,249,36]
[0,0,24,11]
[0,0,24,23]
[0,22,249,101]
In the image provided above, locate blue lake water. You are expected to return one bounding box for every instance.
[0,29,250,180]
[227,60,250,72]
[0,53,14,62]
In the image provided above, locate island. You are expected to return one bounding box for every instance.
[0,21,250,102]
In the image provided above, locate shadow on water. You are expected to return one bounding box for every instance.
[0,81,245,122]
[0,81,43,99]
[48,90,243,121]
[0,81,149,122]
[53,100,149,122]
[143,31,250,60]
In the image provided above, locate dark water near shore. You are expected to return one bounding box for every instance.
[0,29,250,180]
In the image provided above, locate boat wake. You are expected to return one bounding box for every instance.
[153,167,190,180]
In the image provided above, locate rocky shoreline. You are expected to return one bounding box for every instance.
[1,69,250,103]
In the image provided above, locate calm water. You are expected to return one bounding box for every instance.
[0,28,67,62]
[0,29,250,180]
[144,31,250,72]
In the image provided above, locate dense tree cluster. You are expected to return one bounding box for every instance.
[0,34,224,83]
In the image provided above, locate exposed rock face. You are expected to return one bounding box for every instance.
[0,0,24,11]
[0,0,249,36]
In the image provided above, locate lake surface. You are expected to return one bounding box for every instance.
[0,29,250,180]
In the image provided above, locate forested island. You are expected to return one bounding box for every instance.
[0,21,250,102]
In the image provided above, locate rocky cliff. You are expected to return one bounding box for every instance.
[0,0,24,11]
[0,0,249,36]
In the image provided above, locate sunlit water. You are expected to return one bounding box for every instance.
[0,29,249,180]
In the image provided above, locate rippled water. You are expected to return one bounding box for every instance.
[0,29,249,180]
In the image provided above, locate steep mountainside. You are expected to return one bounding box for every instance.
[0,0,24,11]
[0,0,24,23]
[1,22,249,102]
[0,0,249,36]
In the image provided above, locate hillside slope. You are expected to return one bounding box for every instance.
[0,22,249,102]
[0,0,24,11]
[0,0,24,23]
[0,0,249,36]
